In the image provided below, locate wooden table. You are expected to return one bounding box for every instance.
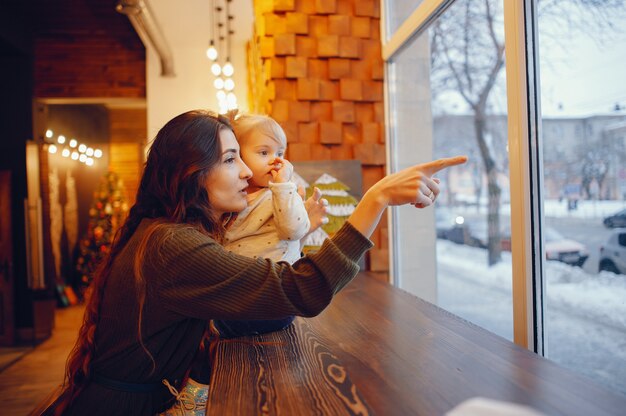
[208,272,626,415]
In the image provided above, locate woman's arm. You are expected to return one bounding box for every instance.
[154,156,466,321]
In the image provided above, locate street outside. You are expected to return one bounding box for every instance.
[435,199,626,398]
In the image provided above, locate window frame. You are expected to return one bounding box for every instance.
[381,0,545,352]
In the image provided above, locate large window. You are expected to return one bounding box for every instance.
[384,0,626,397]
[387,0,513,340]
[536,1,626,396]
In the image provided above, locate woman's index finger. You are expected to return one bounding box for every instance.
[420,155,468,176]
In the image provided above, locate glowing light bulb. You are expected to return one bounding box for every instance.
[62,148,70,158]
[45,129,53,139]
[217,90,226,101]
[222,62,234,77]
[227,92,237,105]
[211,63,221,76]
[86,158,94,166]
[78,144,87,153]
[224,78,235,91]
[71,152,79,160]
[57,135,66,144]
[86,147,94,157]
[214,78,224,90]
[48,144,57,154]
[94,149,103,158]
[206,45,218,61]
[79,154,87,162]
[69,139,77,148]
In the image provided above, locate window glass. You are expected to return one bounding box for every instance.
[537,0,626,396]
[385,0,425,40]
[388,0,513,341]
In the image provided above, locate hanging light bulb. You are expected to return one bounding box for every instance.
[45,129,54,139]
[69,139,78,148]
[224,78,235,91]
[62,148,71,158]
[222,61,234,77]
[86,157,94,166]
[211,62,222,76]
[71,151,79,160]
[79,154,87,163]
[226,92,237,106]
[48,144,57,154]
[86,147,94,157]
[94,149,103,158]
[57,135,66,144]
[214,78,225,90]
[78,144,87,153]
[207,42,218,61]
[216,90,227,101]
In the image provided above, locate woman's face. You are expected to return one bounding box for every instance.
[205,128,253,217]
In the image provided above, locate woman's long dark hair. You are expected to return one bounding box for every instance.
[56,110,233,414]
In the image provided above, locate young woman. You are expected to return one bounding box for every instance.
[50,110,466,415]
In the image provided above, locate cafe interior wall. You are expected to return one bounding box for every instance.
[146,0,254,140]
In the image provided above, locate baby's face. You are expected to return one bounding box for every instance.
[240,131,286,189]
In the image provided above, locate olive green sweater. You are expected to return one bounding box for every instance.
[59,219,372,415]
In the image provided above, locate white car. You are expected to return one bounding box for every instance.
[599,228,626,275]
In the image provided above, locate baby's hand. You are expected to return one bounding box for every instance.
[305,187,329,232]
[270,157,294,183]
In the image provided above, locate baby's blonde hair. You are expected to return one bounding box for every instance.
[233,114,287,148]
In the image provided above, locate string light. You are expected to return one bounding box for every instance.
[44,129,102,166]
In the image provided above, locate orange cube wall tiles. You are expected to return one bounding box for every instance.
[265,15,287,35]
[328,58,351,79]
[286,12,309,34]
[315,0,337,14]
[328,15,351,36]
[299,122,319,143]
[308,59,329,78]
[275,34,297,55]
[295,0,316,14]
[355,0,379,17]
[296,36,318,57]
[274,0,295,12]
[351,17,371,38]
[319,121,342,144]
[332,100,355,122]
[297,78,321,100]
[339,78,362,101]
[317,35,340,57]
[339,36,360,58]
[285,56,308,78]
[248,0,387,271]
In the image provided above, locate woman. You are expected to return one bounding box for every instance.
[50,110,465,415]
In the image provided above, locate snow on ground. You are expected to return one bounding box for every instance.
[435,239,626,396]
[451,198,626,220]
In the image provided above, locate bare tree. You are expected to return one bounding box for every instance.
[430,0,625,265]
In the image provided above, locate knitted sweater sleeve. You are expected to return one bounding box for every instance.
[151,221,372,321]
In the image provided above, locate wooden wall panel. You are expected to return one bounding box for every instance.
[249,0,387,271]
[32,0,145,99]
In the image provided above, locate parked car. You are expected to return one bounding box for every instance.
[603,208,626,228]
[438,216,588,266]
[543,227,588,267]
[599,228,626,274]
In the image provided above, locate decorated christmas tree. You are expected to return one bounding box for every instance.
[75,171,129,292]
